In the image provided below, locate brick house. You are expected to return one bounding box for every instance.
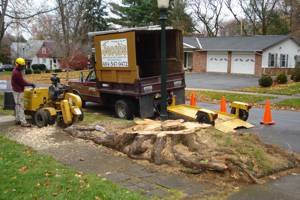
[183,35,300,75]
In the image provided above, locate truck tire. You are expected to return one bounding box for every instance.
[231,108,249,121]
[115,99,134,120]
[34,109,48,128]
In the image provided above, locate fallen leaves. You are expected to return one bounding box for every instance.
[18,166,28,174]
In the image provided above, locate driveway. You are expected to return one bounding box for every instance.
[185,73,259,90]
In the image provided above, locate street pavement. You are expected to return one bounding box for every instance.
[185,72,259,90]
[198,102,300,200]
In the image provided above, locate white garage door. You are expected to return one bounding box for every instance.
[207,52,228,73]
[231,53,255,74]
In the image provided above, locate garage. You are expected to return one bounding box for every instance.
[231,53,255,75]
[207,52,228,73]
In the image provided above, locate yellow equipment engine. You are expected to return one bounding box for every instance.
[23,74,84,128]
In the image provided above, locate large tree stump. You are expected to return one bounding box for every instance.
[63,119,300,183]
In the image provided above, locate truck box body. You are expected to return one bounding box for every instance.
[93,28,183,84]
[70,27,185,119]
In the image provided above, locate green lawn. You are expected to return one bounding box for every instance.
[186,90,276,104]
[275,98,300,108]
[239,82,300,96]
[0,135,145,200]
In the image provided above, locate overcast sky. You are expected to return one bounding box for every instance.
[12,0,243,39]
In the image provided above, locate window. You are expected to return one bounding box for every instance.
[87,71,96,82]
[268,53,278,67]
[43,58,46,63]
[280,54,288,68]
[184,52,193,69]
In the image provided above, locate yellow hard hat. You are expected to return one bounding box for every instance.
[16,58,26,65]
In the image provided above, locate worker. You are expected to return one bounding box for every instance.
[11,58,35,127]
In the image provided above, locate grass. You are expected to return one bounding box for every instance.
[186,90,276,104]
[239,82,300,96]
[212,131,273,174]
[81,108,135,128]
[0,135,145,200]
[275,98,300,108]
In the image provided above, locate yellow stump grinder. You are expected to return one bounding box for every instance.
[23,74,84,128]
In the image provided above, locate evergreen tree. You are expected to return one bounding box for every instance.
[109,0,193,34]
[169,0,194,34]
[266,11,289,35]
[84,0,109,31]
[110,0,159,27]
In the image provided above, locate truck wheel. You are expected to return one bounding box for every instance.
[231,108,249,121]
[34,109,48,128]
[115,99,134,120]
[196,111,214,126]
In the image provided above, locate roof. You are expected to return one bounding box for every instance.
[11,40,44,59]
[183,35,298,52]
[88,25,174,37]
[10,40,62,59]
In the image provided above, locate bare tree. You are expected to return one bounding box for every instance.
[190,0,224,36]
[225,0,281,35]
[224,0,249,35]
[0,0,57,47]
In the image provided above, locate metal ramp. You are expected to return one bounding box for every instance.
[167,104,254,133]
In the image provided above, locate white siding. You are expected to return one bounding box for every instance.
[30,57,60,70]
[207,52,228,73]
[231,52,255,74]
[262,39,300,68]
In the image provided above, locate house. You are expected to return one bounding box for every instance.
[183,35,300,75]
[11,40,62,70]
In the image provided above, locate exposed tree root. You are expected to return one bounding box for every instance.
[64,119,300,184]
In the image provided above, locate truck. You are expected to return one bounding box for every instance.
[68,26,185,119]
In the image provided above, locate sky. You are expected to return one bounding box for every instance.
[10,0,244,39]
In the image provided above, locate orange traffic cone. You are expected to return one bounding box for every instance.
[190,93,197,106]
[220,96,227,113]
[260,99,275,125]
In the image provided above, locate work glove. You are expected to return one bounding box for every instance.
[31,84,36,88]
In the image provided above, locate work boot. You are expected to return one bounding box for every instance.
[15,121,21,125]
[21,123,31,127]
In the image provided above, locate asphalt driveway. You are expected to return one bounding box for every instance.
[185,72,259,90]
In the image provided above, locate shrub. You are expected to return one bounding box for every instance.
[45,69,51,73]
[25,68,32,74]
[33,70,41,74]
[276,73,288,84]
[54,69,62,73]
[292,63,300,82]
[31,64,47,71]
[5,68,13,72]
[259,75,273,87]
